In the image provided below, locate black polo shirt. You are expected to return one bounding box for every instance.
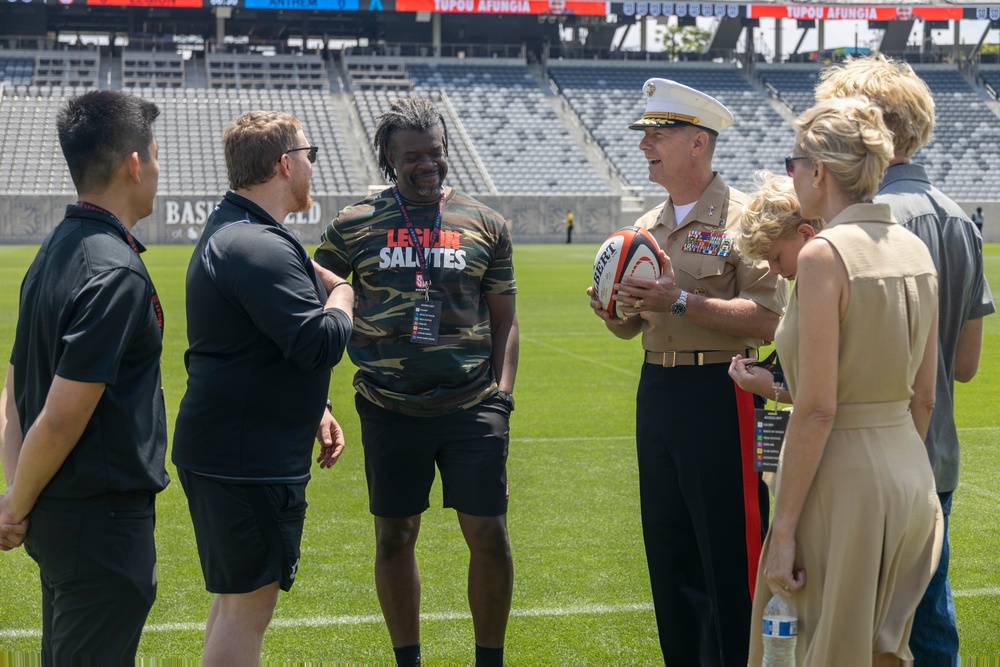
[172,192,352,483]
[10,204,169,499]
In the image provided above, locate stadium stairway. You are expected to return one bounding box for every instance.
[99,55,121,90]
[328,90,380,193]
[534,64,629,196]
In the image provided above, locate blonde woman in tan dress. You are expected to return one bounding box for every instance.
[748,96,943,665]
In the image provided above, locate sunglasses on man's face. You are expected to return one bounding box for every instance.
[287,146,318,164]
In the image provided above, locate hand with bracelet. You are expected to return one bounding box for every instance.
[312,259,351,296]
[312,260,354,319]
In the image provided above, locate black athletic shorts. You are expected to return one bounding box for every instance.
[356,392,511,518]
[177,468,307,594]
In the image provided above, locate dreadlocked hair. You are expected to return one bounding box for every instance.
[374,95,449,182]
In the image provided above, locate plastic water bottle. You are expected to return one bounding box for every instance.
[762,593,797,666]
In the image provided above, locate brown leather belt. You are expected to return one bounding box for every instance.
[644,349,756,367]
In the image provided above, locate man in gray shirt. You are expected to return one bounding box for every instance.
[816,54,995,663]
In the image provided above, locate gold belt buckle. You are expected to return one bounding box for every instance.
[662,351,677,367]
[696,352,706,366]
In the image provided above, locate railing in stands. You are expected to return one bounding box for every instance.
[438,89,498,196]
[762,81,795,114]
[345,43,525,60]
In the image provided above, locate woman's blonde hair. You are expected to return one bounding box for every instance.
[734,171,824,261]
[793,97,893,203]
[814,54,934,158]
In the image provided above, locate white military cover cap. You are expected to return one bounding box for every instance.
[629,78,734,135]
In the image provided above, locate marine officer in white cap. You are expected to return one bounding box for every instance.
[588,78,786,665]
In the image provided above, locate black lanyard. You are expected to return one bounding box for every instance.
[76,201,164,335]
[392,187,444,299]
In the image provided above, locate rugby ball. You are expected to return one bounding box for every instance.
[593,226,662,319]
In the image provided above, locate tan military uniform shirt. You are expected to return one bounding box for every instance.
[635,172,786,353]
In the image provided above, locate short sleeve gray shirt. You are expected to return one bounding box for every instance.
[876,163,995,492]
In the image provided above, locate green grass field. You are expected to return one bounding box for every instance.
[0,242,998,663]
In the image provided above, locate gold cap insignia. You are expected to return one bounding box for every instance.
[645,82,656,97]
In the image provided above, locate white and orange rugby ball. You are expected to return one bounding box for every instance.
[593,226,662,319]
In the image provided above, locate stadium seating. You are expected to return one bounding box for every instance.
[0,85,360,196]
[756,64,822,114]
[353,88,492,194]
[139,87,359,195]
[911,66,1000,200]
[122,51,186,88]
[3,51,1000,207]
[0,57,34,86]
[0,85,75,194]
[759,63,1000,201]
[550,63,796,195]
[206,53,327,90]
[405,62,613,195]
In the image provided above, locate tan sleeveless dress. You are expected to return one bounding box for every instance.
[748,203,944,664]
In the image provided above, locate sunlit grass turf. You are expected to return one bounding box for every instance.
[0,243,998,662]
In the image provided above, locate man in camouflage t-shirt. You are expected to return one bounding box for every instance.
[315,96,517,667]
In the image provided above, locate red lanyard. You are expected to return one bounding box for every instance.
[392,187,444,297]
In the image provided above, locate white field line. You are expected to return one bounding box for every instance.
[953,587,1000,598]
[518,436,633,443]
[0,602,655,639]
[959,481,1000,503]
[521,331,609,337]
[6,590,1000,640]
[522,336,636,376]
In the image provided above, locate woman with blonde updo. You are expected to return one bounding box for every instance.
[748,97,943,665]
[728,172,824,403]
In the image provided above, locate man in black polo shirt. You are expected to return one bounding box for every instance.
[0,90,167,661]
[172,111,354,663]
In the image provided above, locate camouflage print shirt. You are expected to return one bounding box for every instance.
[315,187,516,417]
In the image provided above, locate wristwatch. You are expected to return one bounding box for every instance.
[670,290,689,317]
[325,399,333,412]
[497,391,515,413]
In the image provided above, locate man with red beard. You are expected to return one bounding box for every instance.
[315,96,518,667]
[173,111,354,663]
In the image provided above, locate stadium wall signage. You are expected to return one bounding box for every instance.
[615,3,742,18]
[395,0,609,14]
[747,4,963,21]
[0,195,626,244]
[972,6,1000,20]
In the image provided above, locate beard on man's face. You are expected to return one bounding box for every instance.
[292,177,313,213]
[410,167,444,198]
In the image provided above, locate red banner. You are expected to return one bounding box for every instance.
[395,0,609,14]
[747,5,963,21]
[86,0,204,6]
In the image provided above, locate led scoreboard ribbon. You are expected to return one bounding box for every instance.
[244,0,361,8]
